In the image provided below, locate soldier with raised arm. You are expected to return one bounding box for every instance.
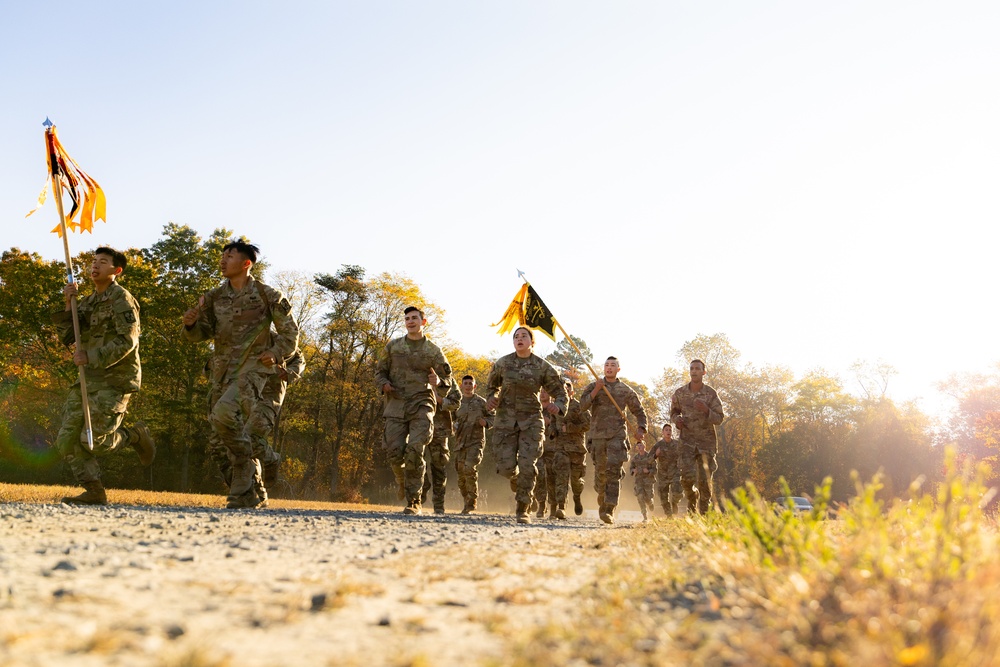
[579,356,647,524]
[182,240,299,509]
[374,305,454,515]
[671,359,725,514]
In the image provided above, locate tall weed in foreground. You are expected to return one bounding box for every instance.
[502,448,1000,667]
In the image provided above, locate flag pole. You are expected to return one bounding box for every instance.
[45,124,94,451]
[517,271,635,432]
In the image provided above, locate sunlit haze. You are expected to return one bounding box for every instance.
[2,2,998,413]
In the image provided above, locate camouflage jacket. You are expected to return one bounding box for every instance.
[559,397,591,454]
[453,393,494,450]
[52,281,142,393]
[432,381,463,434]
[629,449,657,479]
[183,277,299,386]
[670,382,724,452]
[374,334,453,419]
[485,353,567,431]
[650,438,680,477]
[578,379,647,439]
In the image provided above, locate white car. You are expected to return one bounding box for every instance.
[775,496,813,514]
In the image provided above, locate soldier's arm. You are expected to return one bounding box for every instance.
[267,288,299,361]
[543,365,567,415]
[441,383,462,412]
[485,359,503,402]
[90,292,140,369]
[51,308,82,347]
[431,348,454,390]
[374,342,393,390]
[482,398,496,428]
[670,391,683,425]
[577,382,597,411]
[706,389,725,425]
[626,387,648,433]
[182,293,215,343]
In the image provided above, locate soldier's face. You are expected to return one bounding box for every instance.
[662,426,672,441]
[404,311,425,334]
[513,329,532,353]
[220,249,250,278]
[461,378,476,396]
[90,253,120,283]
[636,443,646,454]
[690,362,705,382]
[539,388,550,403]
[604,359,619,380]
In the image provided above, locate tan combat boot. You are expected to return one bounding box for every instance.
[515,501,531,524]
[129,422,156,466]
[461,498,476,515]
[573,493,583,516]
[403,497,421,515]
[62,481,108,506]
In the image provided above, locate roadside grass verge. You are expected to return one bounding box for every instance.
[501,449,1000,667]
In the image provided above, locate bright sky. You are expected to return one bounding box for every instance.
[2,2,998,413]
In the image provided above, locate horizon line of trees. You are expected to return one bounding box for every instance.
[3,224,999,503]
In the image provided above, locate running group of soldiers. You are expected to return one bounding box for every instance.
[54,241,725,524]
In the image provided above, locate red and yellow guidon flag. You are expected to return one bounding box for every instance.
[26,122,106,236]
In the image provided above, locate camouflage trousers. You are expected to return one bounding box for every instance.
[493,420,543,506]
[567,451,587,498]
[454,442,484,504]
[421,430,450,511]
[634,475,655,516]
[542,449,570,511]
[656,467,683,515]
[383,404,434,504]
[591,435,629,510]
[679,444,718,514]
[208,386,280,487]
[55,383,132,484]
[209,373,266,500]
[535,459,547,508]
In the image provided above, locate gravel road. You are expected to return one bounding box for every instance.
[0,502,635,666]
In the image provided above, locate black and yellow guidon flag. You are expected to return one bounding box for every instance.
[492,283,558,342]
[26,122,107,237]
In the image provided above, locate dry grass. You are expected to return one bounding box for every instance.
[0,481,397,512]
[497,451,1000,667]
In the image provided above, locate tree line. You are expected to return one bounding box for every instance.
[2,224,997,503]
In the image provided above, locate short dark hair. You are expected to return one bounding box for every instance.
[462,374,475,382]
[691,359,706,370]
[513,326,534,341]
[94,247,127,271]
[404,306,424,318]
[223,240,259,263]
[663,423,672,431]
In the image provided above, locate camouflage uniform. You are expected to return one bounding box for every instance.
[374,335,453,508]
[421,381,461,513]
[208,348,305,489]
[485,353,567,511]
[52,282,142,484]
[650,437,682,515]
[561,397,591,512]
[579,379,647,518]
[629,449,656,520]
[670,382,725,514]
[452,392,494,512]
[541,409,570,518]
[183,276,299,508]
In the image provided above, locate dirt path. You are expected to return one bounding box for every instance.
[0,502,638,666]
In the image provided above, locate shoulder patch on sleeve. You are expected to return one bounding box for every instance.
[277,297,292,315]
